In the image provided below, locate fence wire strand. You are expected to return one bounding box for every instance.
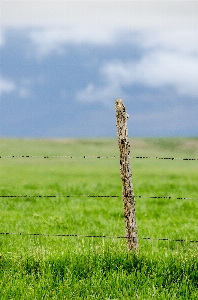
[0,155,198,160]
[0,232,197,243]
[1,151,197,246]
[0,195,197,200]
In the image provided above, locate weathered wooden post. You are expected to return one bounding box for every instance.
[115,99,138,251]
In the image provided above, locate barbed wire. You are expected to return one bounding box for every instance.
[0,232,197,243]
[0,155,197,160]
[0,195,197,200]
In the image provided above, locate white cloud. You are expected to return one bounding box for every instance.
[77,51,198,103]
[0,30,5,47]
[0,77,31,98]
[76,25,198,103]
[1,1,198,103]
[29,27,198,60]
[30,26,115,57]
[2,0,196,58]
[105,52,198,97]
[1,0,198,53]
[2,0,197,30]
[3,0,198,30]
[0,78,16,95]
[77,82,123,106]
[138,30,198,55]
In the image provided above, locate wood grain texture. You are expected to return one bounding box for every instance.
[115,99,138,250]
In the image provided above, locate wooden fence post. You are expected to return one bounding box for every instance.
[115,99,138,251]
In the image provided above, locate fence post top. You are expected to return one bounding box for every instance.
[115,98,124,108]
[115,99,129,122]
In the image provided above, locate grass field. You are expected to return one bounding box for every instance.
[0,138,198,299]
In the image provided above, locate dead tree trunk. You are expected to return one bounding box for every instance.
[115,98,138,251]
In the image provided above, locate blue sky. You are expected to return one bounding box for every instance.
[0,0,198,138]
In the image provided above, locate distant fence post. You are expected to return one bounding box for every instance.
[115,99,138,251]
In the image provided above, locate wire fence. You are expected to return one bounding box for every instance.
[0,195,198,200]
[1,151,197,245]
[0,232,198,243]
[0,155,198,160]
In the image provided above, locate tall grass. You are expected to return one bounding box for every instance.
[0,138,198,299]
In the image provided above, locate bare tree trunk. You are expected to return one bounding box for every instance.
[115,99,138,251]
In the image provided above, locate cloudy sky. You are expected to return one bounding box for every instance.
[1,0,198,138]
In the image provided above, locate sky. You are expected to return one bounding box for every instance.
[0,0,198,138]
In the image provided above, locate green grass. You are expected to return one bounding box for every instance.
[0,138,198,299]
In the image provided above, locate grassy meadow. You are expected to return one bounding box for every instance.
[0,137,198,299]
